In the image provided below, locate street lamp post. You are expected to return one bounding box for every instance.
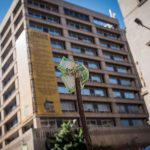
[135,18,150,31]
[75,73,92,150]
[57,57,93,150]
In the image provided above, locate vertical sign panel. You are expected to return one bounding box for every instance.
[16,30,33,123]
[28,30,62,115]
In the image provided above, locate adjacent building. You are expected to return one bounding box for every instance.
[0,0,150,149]
[118,0,150,121]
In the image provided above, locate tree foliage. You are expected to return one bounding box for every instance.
[46,120,87,150]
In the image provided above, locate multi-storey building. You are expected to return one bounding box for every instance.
[0,0,150,149]
[118,0,150,121]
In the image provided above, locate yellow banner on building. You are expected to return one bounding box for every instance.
[28,29,62,115]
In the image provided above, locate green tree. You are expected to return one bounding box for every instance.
[46,120,87,150]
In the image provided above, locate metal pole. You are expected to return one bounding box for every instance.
[142,25,150,31]
[75,73,92,150]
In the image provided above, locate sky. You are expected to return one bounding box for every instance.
[0,0,125,28]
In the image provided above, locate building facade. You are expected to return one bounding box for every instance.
[118,0,150,121]
[0,0,150,149]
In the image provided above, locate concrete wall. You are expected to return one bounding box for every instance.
[118,0,150,120]
[3,127,150,150]
[3,129,34,150]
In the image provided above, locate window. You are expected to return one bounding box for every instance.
[109,77,132,86]
[81,87,107,97]
[113,91,122,98]
[117,104,143,113]
[113,90,138,99]
[109,77,118,84]
[4,99,17,116]
[100,40,121,51]
[100,119,115,127]
[124,92,135,99]
[111,43,120,50]
[71,44,97,56]
[67,20,91,32]
[88,62,99,69]
[93,18,116,29]
[103,52,125,62]
[41,119,56,128]
[48,27,62,36]
[98,104,111,112]
[28,9,60,24]
[120,119,145,127]
[69,31,94,44]
[27,0,59,12]
[61,101,76,112]
[84,103,94,112]
[3,83,16,101]
[113,55,124,62]
[106,64,114,72]
[64,8,89,21]
[117,66,128,74]
[90,74,104,83]
[87,120,97,127]
[58,85,69,94]
[132,119,144,127]
[94,88,106,96]
[51,40,65,49]
[120,79,131,86]
[103,52,111,60]
[127,105,141,113]
[53,55,62,63]
[2,68,14,87]
[81,88,90,96]
[75,59,100,69]
[106,64,129,74]
[1,42,12,62]
[117,105,126,113]
[5,116,18,132]
[55,69,62,77]
[120,119,130,127]
[97,29,119,40]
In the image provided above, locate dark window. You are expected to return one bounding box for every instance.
[51,40,65,49]
[64,8,89,21]
[67,19,91,32]
[61,101,76,112]
[71,44,97,56]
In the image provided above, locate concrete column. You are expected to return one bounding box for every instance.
[115,118,121,127]
[108,88,114,98]
[33,117,41,128]
[101,61,106,71]
[111,102,117,113]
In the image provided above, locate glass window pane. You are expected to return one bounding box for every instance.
[81,88,90,96]
[94,89,106,96]
[113,91,122,98]
[114,55,124,61]
[124,92,135,99]
[58,86,69,94]
[120,119,130,127]
[106,65,114,72]
[88,62,99,69]
[83,103,94,112]
[132,119,144,127]
[98,104,110,112]
[61,101,76,112]
[120,79,131,86]
[90,74,103,82]
[117,66,128,74]
[109,77,118,84]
